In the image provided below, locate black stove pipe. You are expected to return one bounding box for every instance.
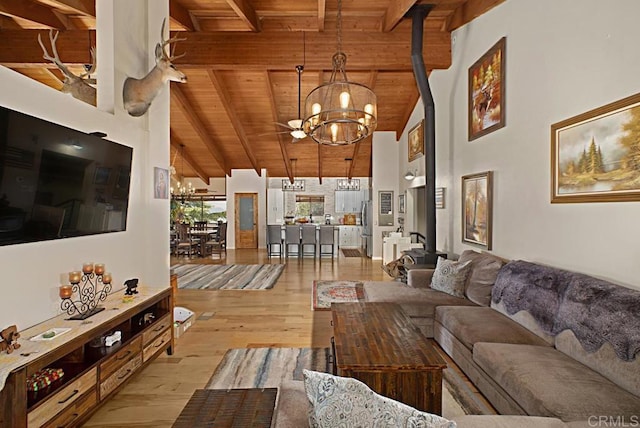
[409,5,436,254]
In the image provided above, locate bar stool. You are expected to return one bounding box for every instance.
[267,224,284,258]
[300,224,317,258]
[318,226,335,258]
[285,225,301,257]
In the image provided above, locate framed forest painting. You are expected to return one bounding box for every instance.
[469,37,506,141]
[462,171,493,249]
[551,92,640,203]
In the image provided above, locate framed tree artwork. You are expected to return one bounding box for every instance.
[551,92,640,203]
[408,120,424,162]
[462,171,493,249]
[469,37,506,141]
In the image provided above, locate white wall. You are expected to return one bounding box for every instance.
[372,131,400,259]
[0,1,171,328]
[226,169,267,249]
[418,0,640,288]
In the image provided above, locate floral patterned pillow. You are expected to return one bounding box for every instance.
[430,257,472,298]
[303,369,456,428]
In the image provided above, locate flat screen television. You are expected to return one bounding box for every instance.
[0,105,133,246]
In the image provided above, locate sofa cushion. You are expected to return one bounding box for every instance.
[473,343,640,421]
[435,306,552,351]
[364,281,476,318]
[453,415,568,428]
[458,250,506,306]
[555,330,640,397]
[302,370,455,428]
[430,257,472,298]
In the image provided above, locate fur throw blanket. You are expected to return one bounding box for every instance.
[492,260,640,361]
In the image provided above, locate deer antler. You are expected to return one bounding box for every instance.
[159,18,186,61]
[79,46,97,82]
[38,30,74,79]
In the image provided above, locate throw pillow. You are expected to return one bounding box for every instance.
[430,257,472,298]
[458,250,506,306]
[303,369,456,428]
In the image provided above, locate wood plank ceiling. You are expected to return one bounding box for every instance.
[0,0,504,184]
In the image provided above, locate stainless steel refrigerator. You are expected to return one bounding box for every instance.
[361,200,373,257]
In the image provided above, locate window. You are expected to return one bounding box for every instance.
[295,195,324,218]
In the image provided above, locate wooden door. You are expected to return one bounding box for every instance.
[235,193,258,248]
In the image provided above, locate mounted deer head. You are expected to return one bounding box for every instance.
[38,30,97,106]
[123,18,187,117]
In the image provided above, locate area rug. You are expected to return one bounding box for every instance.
[171,264,284,290]
[341,248,362,257]
[312,280,365,311]
[206,347,469,419]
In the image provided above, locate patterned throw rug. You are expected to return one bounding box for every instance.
[312,280,365,311]
[206,347,470,419]
[171,264,284,290]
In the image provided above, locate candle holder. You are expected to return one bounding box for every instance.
[60,263,112,320]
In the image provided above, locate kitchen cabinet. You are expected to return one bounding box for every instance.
[338,226,362,248]
[267,188,284,224]
[335,190,366,213]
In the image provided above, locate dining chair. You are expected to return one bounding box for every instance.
[267,224,284,258]
[319,226,335,258]
[203,222,226,258]
[175,223,196,257]
[285,225,301,257]
[300,224,317,258]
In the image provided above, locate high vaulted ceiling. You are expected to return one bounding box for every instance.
[0,0,503,183]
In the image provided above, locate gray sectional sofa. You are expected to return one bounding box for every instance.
[365,250,640,423]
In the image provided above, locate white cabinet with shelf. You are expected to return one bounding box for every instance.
[338,226,362,248]
[335,190,367,213]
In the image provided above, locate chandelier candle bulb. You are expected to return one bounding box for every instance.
[69,271,82,284]
[102,273,112,284]
[59,285,73,299]
[82,263,94,274]
[94,263,105,275]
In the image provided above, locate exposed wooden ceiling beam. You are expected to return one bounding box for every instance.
[382,0,417,32]
[446,0,505,31]
[0,0,68,29]
[38,0,95,17]
[0,28,451,70]
[265,71,293,182]
[170,85,231,176]
[225,0,260,32]
[317,0,326,31]
[169,0,196,31]
[208,70,261,177]
[169,130,209,183]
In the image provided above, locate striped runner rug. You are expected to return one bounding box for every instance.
[171,264,285,290]
[205,347,471,418]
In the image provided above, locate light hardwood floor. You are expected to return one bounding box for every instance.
[83,249,389,427]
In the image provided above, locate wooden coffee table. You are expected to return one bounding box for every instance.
[331,302,447,414]
[172,388,277,428]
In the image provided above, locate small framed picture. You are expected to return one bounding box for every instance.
[435,187,445,209]
[408,120,424,162]
[462,171,493,249]
[398,194,405,214]
[154,167,169,199]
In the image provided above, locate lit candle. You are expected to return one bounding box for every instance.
[94,263,105,275]
[69,271,82,284]
[82,263,94,274]
[102,272,112,284]
[59,285,73,299]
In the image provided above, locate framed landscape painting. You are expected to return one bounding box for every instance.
[468,37,506,141]
[551,92,640,203]
[462,171,492,249]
